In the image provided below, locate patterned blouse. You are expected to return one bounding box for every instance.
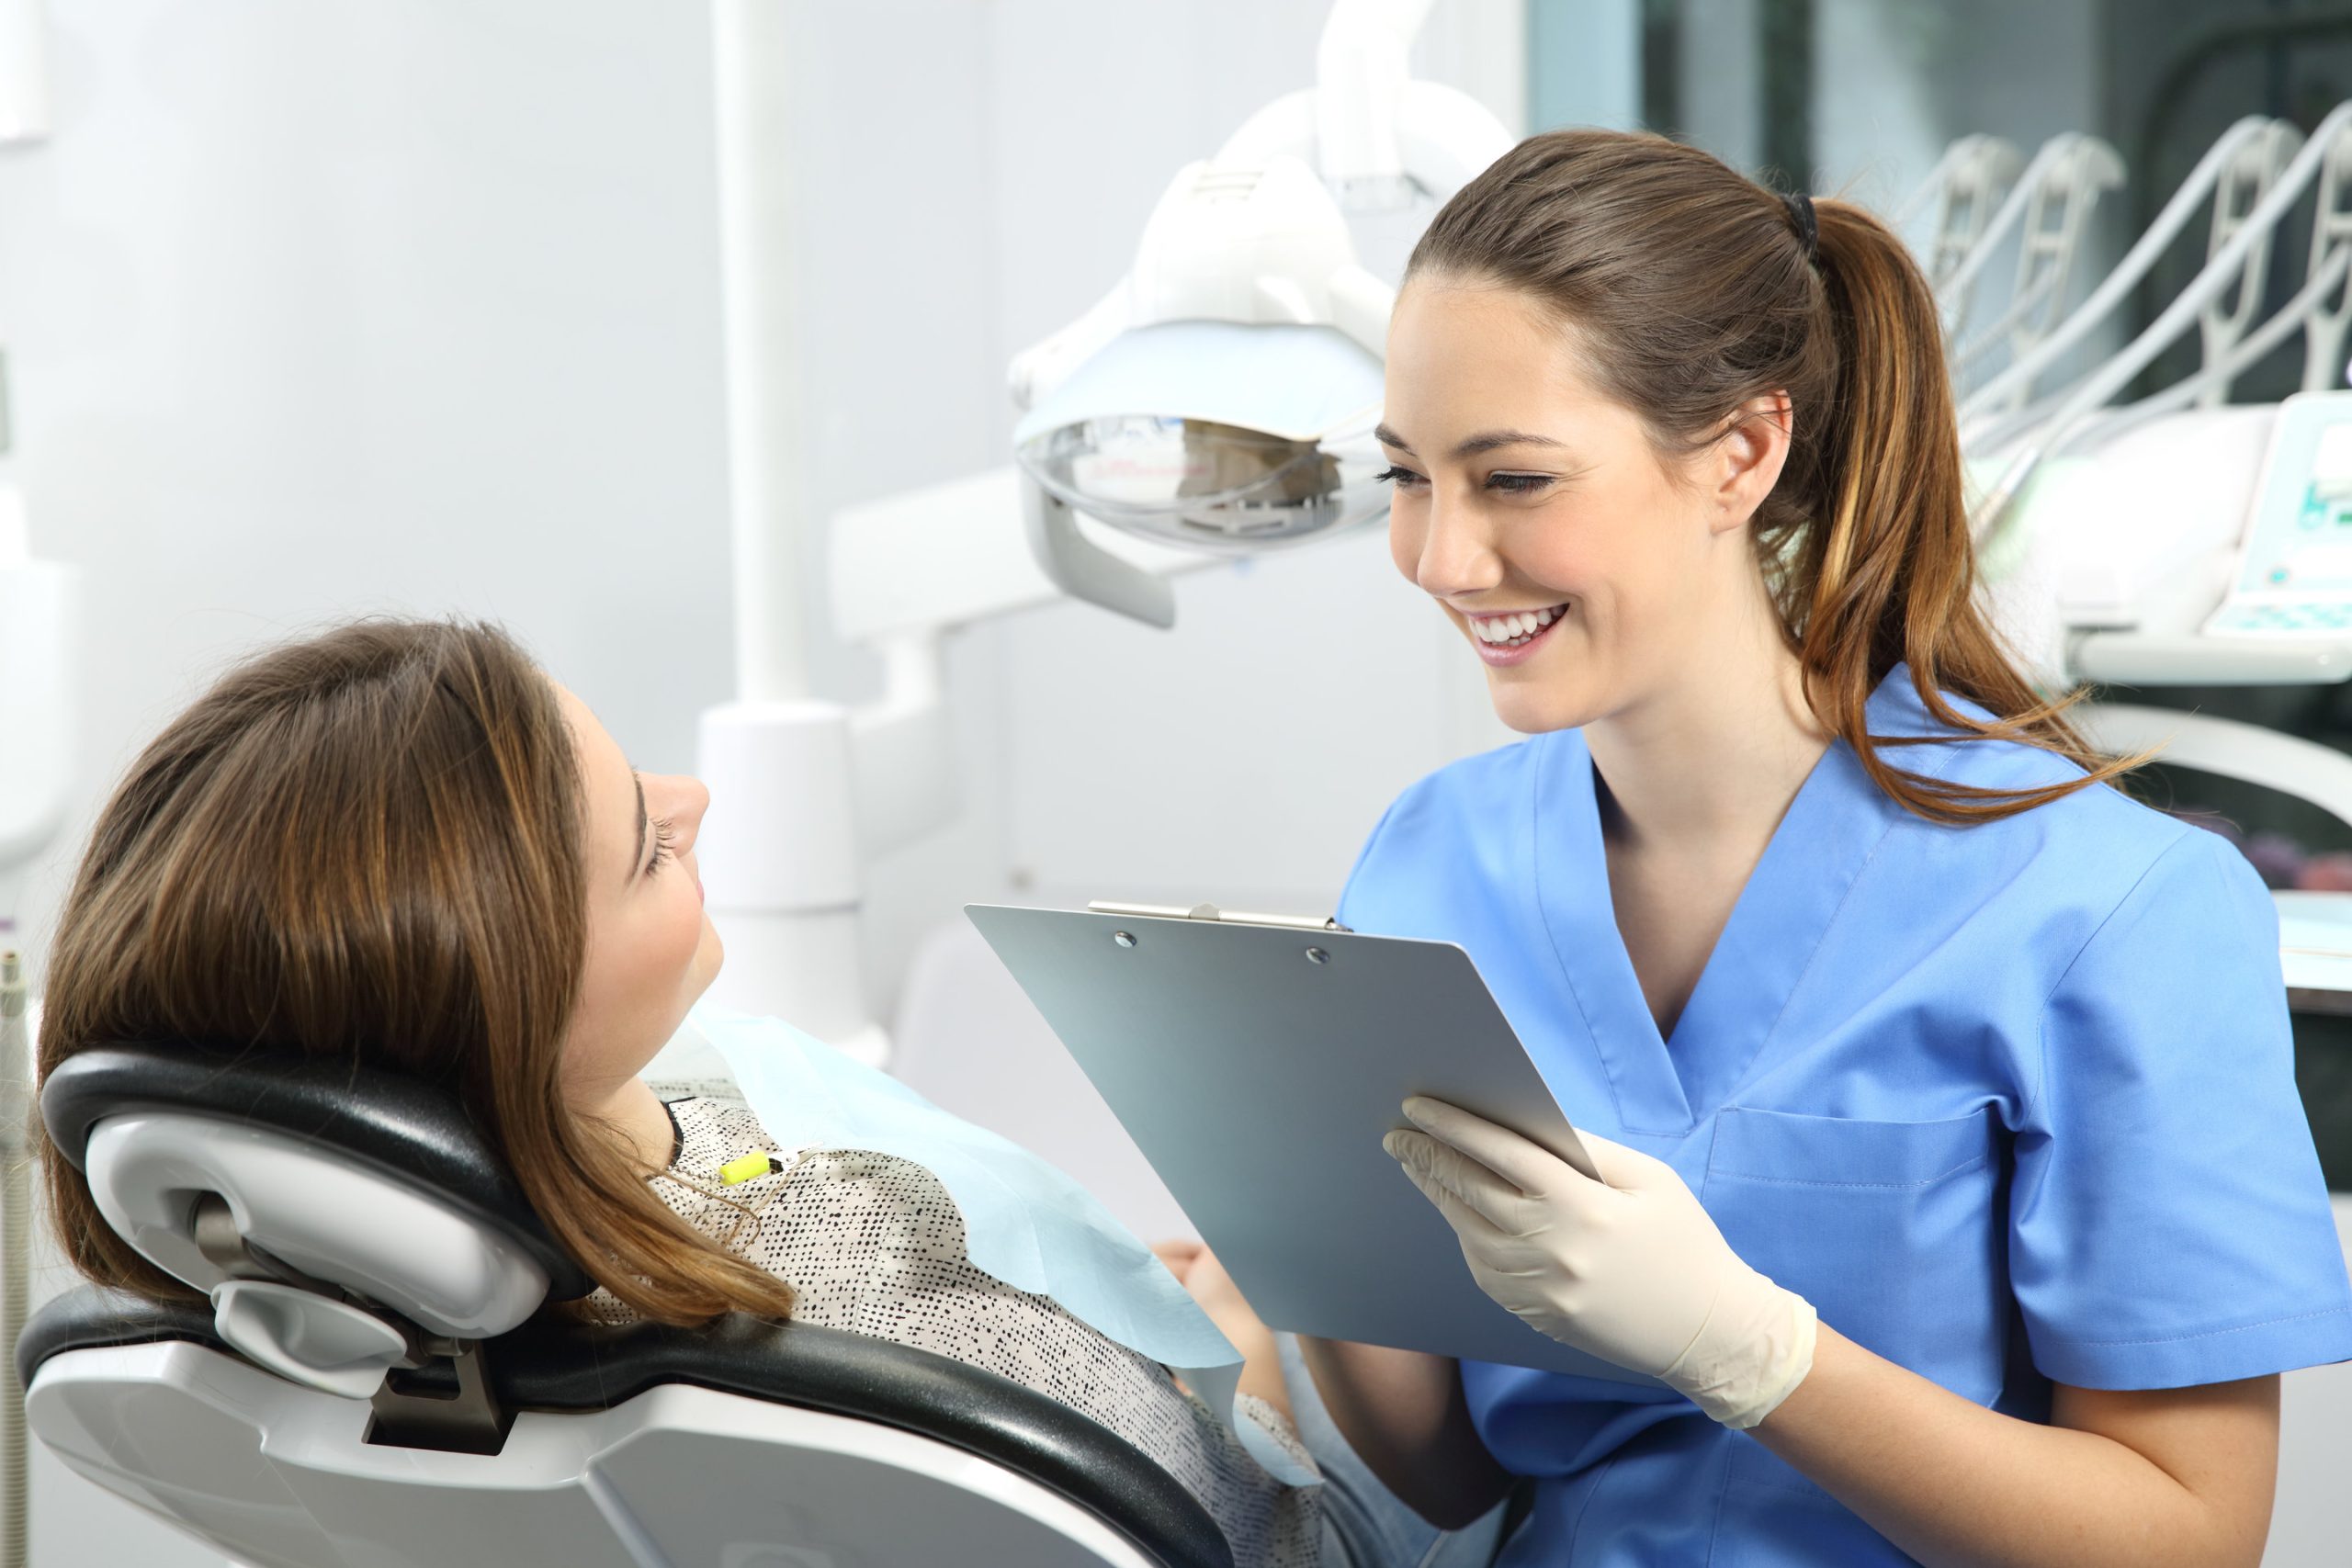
[582,1092,1324,1567]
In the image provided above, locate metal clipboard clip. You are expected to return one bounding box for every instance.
[1085,900,1352,933]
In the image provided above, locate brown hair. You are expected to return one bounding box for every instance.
[37,618,797,1326]
[1408,129,2138,823]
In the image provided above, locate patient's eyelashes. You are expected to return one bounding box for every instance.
[646,817,676,875]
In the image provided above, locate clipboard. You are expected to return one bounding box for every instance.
[964,900,1657,1385]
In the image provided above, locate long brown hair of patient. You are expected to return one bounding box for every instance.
[1409,129,2143,824]
[37,617,797,1326]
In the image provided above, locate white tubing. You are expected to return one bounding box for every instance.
[1939,137,2079,321]
[1951,268,2064,371]
[2051,245,2352,459]
[1972,104,2352,538]
[1960,117,2288,429]
[1909,137,2024,295]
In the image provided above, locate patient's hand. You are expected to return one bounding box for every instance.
[1154,1241,1290,1423]
[1155,1241,1262,1336]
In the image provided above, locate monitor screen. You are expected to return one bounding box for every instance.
[2239,411,2352,596]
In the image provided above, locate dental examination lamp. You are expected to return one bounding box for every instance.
[1004,156,1396,631]
[687,0,1510,1066]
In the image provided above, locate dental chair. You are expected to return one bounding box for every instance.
[17,1043,1235,1568]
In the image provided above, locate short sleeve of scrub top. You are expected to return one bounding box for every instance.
[2012,828,2351,1387]
[1334,671,2352,1567]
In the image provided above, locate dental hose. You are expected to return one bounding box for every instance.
[1,942,27,1568]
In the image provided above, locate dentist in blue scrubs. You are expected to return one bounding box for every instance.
[1296,130,2352,1566]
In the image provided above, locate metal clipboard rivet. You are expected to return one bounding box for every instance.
[1113,931,1137,949]
[1306,946,1329,964]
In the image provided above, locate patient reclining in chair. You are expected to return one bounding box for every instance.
[33,618,1486,1568]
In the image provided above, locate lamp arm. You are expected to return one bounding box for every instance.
[831,468,1214,647]
[851,633,956,861]
[1313,0,1436,202]
[1391,79,1514,200]
[712,0,814,705]
[827,470,1222,859]
[1329,265,1396,357]
[1217,78,1508,206]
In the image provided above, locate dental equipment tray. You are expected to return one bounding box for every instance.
[965,900,1656,1385]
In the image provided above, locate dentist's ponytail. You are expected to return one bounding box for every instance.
[1407,130,2137,824]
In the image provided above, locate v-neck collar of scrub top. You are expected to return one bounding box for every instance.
[1534,665,1954,1137]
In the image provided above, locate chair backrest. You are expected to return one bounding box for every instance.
[24,1043,1236,1568]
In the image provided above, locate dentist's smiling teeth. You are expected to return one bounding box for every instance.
[1468,604,1566,647]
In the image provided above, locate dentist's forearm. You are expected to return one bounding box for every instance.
[1296,1336,1513,1529]
[1752,1326,2277,1568]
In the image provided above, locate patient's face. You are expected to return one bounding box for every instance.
[555,684,722,1103]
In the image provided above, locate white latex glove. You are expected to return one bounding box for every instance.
[1385,1096,1816,1430]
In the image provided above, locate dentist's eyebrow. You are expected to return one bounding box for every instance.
[1373,423,1570,460]
[1453,429,1568,458]
[630,764,649,879]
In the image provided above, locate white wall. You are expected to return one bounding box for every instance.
[0,0,740,945]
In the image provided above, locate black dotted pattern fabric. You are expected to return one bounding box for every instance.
[584,1093,1324,1567]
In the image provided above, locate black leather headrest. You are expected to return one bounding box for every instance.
[19,1287,1237,1568]
[41,1043,595,1302]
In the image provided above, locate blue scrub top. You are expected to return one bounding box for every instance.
[1337,668,2352,1566]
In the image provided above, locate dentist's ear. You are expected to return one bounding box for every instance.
[1708,392,1794,536]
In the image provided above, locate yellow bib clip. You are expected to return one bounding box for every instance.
[718,1151,785,1187]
